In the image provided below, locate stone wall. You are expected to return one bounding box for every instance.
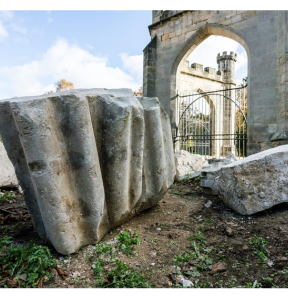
[143,10,288,155]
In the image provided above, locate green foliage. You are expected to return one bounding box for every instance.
[183,173,191,183]
[249,236,269,262]
[149,237,158,245]
[173,253,191,266]
[202,218,213,223]
[238,280,261,288]
[187,231,206,244]
[262,277,273,283]
[94,259,153,288]
[115,230,140,257]
[94,243,114,257]
[92,258,106,279]
[0,236,58,288]
[0,190,16,203]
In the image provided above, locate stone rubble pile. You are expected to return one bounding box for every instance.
[0,89,175,254]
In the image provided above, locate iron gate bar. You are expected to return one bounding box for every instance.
[174,84,247,159]
[177,89,247,131]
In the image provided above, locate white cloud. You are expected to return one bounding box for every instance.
[120,53,143,83]
[0,20,8,41]
[10,23,27,34]
[0,38,142,100]
[187,35,247,85]
[85,43,94,50]
[0,11,14,21]
[0,10,28,41]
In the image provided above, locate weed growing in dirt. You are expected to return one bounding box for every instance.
[238,280,262,288]
[183,174,191,183]
[150,237,158,245]
[93,258,153,288]
[169,190,182,196]
[202,218,213,223]
[94,243,114,257]
[0,190,16,203]
[249,236,269,261]
[0,236,58,288]
[116,230,140,257]
[188,231,206,245]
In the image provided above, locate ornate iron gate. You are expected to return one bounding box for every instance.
[173,85,247,159]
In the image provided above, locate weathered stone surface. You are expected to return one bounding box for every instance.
[200,154,237,194]
[0,89,175,254]
[174,150,205,181]
[202,145,288,215]
[0,141,18,188]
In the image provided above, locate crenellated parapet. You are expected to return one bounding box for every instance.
[180,60,223,83]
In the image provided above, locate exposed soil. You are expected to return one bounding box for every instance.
[0,180,288,288]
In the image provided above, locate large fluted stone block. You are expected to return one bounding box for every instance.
[0,89,175,254]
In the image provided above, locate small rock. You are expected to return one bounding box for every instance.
[150,251,157,257]
[150,263,155,266]
[226,227,233,237]
[204,200,213,208]
[156,228,161,231]
[19,274,27,281]
[209,262,228,275]
[267,260,274,267]
[275,256,288,262]
[72,271,81,277]
[181,279,194,288]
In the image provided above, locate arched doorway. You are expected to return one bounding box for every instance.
[172,27,248,159]
[144,11,287,155]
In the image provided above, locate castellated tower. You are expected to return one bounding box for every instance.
[217,51,237,84]
[217,51,238,155]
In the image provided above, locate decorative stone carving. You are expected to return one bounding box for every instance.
[0,89,175,254]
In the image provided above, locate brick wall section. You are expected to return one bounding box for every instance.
[143,10,288,155]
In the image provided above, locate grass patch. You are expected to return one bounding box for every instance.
[0,236,58,288]
[0,190,16,203]
[116,230,140,257]
[249,236,269,262]
[94,259,153,288]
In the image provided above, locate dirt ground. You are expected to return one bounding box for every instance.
[0,179,288,288]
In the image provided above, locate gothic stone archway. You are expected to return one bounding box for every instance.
[143,10,288,155]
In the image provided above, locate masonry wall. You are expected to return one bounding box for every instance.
[177,60,225,95]
[143,10,288,155]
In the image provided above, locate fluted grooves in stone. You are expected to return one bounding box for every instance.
[0,89,175,254]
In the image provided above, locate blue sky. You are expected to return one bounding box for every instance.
[0,10,247,100]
